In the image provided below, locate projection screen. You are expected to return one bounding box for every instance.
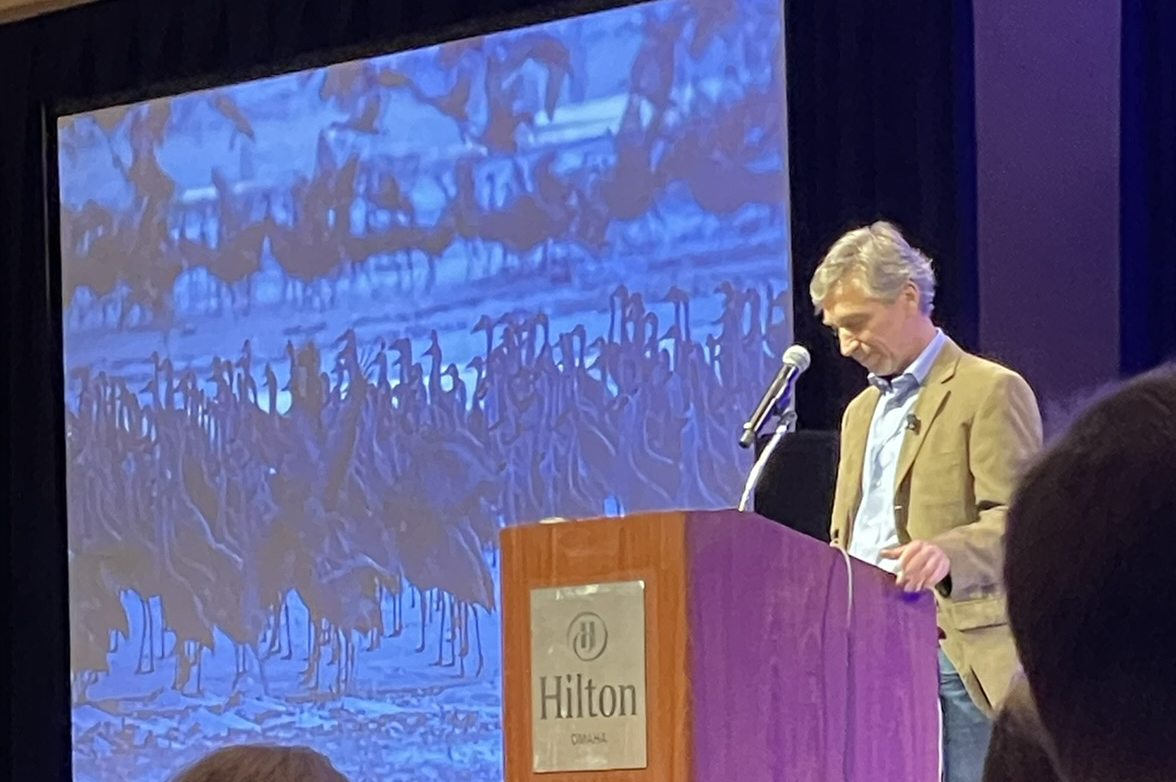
[56,0,792,778]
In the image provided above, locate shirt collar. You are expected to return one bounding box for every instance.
[867,328,946,393]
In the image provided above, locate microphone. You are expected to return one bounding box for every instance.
[739,344,812,448]
[904,413,921,433]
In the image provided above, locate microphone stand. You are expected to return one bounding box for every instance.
[737,394,798,513]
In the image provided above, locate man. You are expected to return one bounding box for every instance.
[994,365,1176,782]
[812,221,1043,782]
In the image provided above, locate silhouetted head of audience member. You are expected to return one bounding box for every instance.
[169,744,350,782]
[1005,364,1176,782]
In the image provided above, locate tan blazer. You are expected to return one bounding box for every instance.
[830,337,1042,716]
[982,675,1067,782]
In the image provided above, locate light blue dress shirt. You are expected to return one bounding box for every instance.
[847,329,947,573]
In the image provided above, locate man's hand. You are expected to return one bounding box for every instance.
[881,541,950,592]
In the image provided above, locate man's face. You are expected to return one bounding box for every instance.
[820,275,919,376]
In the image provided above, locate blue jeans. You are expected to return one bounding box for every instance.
[939,648,993,782]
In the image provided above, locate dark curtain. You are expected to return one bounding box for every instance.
[0,1,977,778]
[1121,0,1176,375]
[785,0,978,429]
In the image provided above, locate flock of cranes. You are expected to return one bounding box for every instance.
[58,0,782,331]
[60,0,789,704]
[67,282,790,701]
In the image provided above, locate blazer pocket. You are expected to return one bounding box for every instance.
[906,500,968,537]
[922,444,965,468]
[943,594,1007,631]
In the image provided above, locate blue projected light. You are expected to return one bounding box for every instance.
[57,0,791,779]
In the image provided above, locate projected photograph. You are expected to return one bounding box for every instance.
[57,0,791,778]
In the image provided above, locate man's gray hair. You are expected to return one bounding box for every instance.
[809,221,937,315]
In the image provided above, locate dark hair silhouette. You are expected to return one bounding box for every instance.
[169,744,350,782]
[1005,364,1176,782]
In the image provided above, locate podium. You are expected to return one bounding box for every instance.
[500,509,939,782]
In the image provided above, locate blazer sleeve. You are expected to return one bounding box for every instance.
[933,370,1043,597]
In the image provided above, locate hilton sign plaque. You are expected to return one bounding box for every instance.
[529,580,648,773]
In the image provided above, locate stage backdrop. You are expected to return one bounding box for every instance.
[55,0,793,779]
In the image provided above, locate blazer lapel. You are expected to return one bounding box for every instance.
[837,388,878,546]
[893,339,961,491]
